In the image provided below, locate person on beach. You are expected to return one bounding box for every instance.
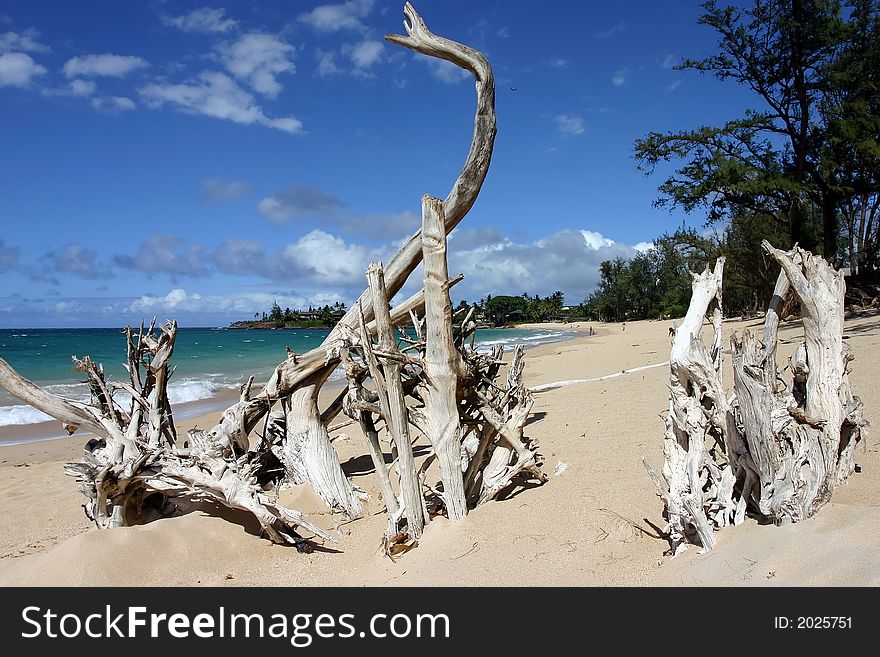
[622,322,626,332]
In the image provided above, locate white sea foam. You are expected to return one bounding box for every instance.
[0,405,55,427]
[474,330,576,353]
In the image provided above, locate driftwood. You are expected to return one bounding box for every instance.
[648,243,869,554]
[0,4,546,554]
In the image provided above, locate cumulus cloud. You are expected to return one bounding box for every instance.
[0,29,49,53]
[62,54,148,78]
[0,52,46,87]
[554,114,584,136]
[114,235,209,278]
[139,71,302,134]
[273,229,370,286]
[91,96,136,111]
[258,184,344,223]
[446,227,640,303]
[611,67,629,87]
[124,288,344,320]
[316,50,341,77]
[48,243,108,279]
[299,0,375,33]
[69,79,96,96]
[200,178,251,201]
[217,32,295,97]
[346,39,383,70]
[0,239,20,272]
[210,239,266,275]
[162,8,238,33]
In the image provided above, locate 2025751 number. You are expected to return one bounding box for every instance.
[774,617,852,629]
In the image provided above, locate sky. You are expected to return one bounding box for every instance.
[0,0,758,328]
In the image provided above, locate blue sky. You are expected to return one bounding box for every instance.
[0,0,756,328]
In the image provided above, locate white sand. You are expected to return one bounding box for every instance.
[1,312,878,586]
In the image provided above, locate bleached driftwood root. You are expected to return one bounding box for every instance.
[1,321,330,550]
[648,244,868,554]
[731,242,868,521]
[0,4,546,555]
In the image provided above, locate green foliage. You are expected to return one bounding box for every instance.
[458,291,568,326]
[635,0,880,261]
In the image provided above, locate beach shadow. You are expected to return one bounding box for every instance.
[493,477,546,502]
[136,498,341,553]
[343,444,431,478]
[843,309,880,337]
[525,411,547,427]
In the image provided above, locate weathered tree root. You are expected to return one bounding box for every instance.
[648,244,869,554]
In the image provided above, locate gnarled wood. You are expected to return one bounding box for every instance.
[651,244,868,554]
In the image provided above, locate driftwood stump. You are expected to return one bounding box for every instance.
[647,243,869,554]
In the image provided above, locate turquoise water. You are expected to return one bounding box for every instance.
[0,325,577,427]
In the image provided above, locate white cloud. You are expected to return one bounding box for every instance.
[258,185,344,223]
[217,32,295,97]
[211,239,266,275]
[62,53,148,78]
[316,50,341,77]
[299,0,375,33]
[347,39,383,70]
[163,8,238,33]
[579,230,616,250]
[139,71,303,134]
[634,241,654,253]
[496,26,510,39]
[48,243,107,279]
[554,114,584,136]
[666,80,682,92]
[0,29,49,53]
[69,79,96,96]
[114,235,209,278]
[546,57,568,68]
[201,178,251,201]
[0,52,46,87]
[447,228,640,302]
[611,67,629,87]
[91,96,135,111]
[125,288,323,318]
[274,229,369,286]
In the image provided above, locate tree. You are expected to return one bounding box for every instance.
[635,0,880,261]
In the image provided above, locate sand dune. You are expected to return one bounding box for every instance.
[1,311,878,586]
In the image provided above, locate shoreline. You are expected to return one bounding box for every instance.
[0,323,585,449]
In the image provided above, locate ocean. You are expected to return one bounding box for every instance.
[0,325,577,439]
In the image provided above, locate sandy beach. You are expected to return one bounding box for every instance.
[1,312,878,586]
